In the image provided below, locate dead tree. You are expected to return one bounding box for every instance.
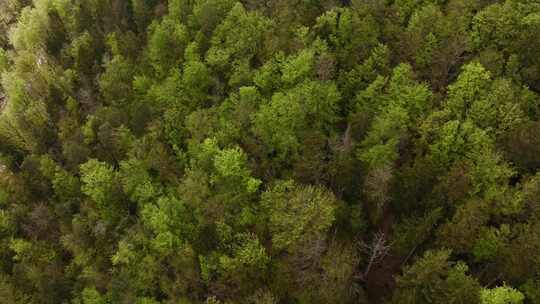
[341,122,352,152]
[289,235,328,287]
[357,231,391,280]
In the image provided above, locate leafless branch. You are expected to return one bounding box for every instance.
[358,232,392,280]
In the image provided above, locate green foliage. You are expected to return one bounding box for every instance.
[0,0,539,303]
[217,233,270,289]
[188,0,236,37]
[473,225,510,262]
[9,1,50,51]
[444,62,528,136]
[314,7,380,67]
[206,3,272,72]
[522,278,540,304]
[147,16,189,77]
[99,55,135,105]
[253,80,340,160]
[0,48,7,72]
[393,208,442,255]
[393,250,481,304]
[357,63,431,168]
[481,286,525,304]
[79,287,108,304]
[472,0,540,90]
[261,180,337,252]
[80,159,116,207]
[80,159,125,223]
[119,158,160,204]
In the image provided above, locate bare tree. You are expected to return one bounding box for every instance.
[292,236,327,270]
[289,235,328,287]
[340,122,353,153]
[357,232,392,280]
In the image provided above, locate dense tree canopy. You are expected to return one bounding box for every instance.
[0,0,539,303]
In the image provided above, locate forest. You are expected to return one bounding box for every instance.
[1,0,540,303]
